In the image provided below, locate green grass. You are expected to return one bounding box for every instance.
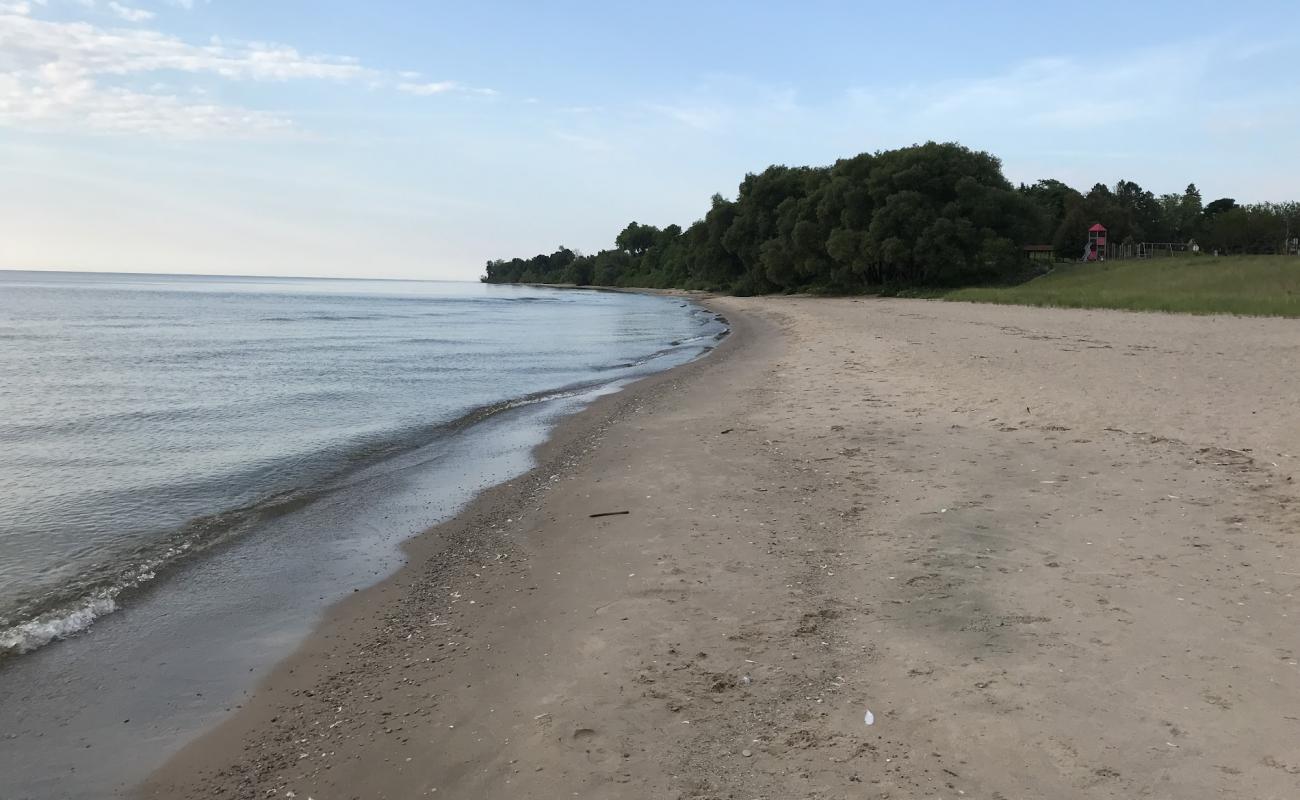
[942,255,1300,317]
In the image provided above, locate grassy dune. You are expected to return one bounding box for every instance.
[943,255,1300,317]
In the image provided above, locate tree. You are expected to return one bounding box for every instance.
[1201,205,1286,254]
[615,222,660,256]
[481,144,1294,292]
[1205,198,1237,216]
[1052,206,1090,259]
[1167,184,1204,241]
[1021,178,1084,244]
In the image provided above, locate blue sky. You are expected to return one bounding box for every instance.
[2,0,1297,280]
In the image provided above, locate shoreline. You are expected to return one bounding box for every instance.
[138,294,748,798]
[142,295,1298,799]
[0,315,723,663]
[0,284,725,800]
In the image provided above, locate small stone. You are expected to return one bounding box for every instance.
[741,749,753,758]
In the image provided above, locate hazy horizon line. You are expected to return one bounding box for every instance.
[0,267,481,283]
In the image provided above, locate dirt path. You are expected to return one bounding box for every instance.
[143,297,1300,800]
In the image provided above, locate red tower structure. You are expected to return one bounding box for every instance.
[1086,223,1108,262]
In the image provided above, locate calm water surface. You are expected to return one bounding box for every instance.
[0,272,720,654]
[0,271,723,798]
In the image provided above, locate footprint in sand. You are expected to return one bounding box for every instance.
[572,727,610,764]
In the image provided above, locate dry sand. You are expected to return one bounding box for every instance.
[142,297,1300,799]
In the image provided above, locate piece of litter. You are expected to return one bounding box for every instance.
[864,710,875,726]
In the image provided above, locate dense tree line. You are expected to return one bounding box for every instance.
[483,142,1299,293]
[1031,180,1299,259]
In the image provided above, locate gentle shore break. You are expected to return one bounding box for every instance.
[144,296,1299,800]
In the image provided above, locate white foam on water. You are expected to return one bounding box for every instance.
[0,596,118,655]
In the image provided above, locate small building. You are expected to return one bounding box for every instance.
[1022,244,1056,263]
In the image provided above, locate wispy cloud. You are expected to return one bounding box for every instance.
[397,80,497,97]
[398,80,458,96]
[646,102,730,132]
[106,2,154,22]
[0,2,493,138]
[643,76,800,135]
[843,42,1230,134]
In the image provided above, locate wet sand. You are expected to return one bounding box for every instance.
[142,296,1300,799]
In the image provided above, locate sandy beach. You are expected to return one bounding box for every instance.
[142,296,1300,800]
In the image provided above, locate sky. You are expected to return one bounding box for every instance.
[1,0,1297,280]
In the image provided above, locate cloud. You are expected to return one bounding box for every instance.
[643,76,799,135]
[0,16,372,82]
[0,58,294,137]
[846,43,1220,134]
[0,74,293,136]
[0,5,492,137]
[647,102,730,132]
[398,80,497,97]
[397,80,458,96]
[106,2,153,22]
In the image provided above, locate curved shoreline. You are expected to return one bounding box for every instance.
[1,286,722,663]
[140,295,1300,800]
[137,293,750,797]
[0,353,714,660]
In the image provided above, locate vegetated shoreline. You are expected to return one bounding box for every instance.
[137,290,740,798]
[529,252,1300,319]
[483,141,1298,297]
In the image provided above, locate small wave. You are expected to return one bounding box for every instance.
[672,334,715,346]
[591,337,716,372]
[0,492,301,659]
[0,596,118,656]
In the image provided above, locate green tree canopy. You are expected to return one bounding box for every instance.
[483,143,1297,292]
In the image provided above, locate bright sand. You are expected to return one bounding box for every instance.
[141,296,1300,799]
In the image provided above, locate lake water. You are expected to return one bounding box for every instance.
[0,271,723,798]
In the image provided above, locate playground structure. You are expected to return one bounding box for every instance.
[1085,241,1195,260]
[1076,223,1201,261]
[1064,220,1298,263]
[1081,223,1107,261]
[1136,241,1197,259]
